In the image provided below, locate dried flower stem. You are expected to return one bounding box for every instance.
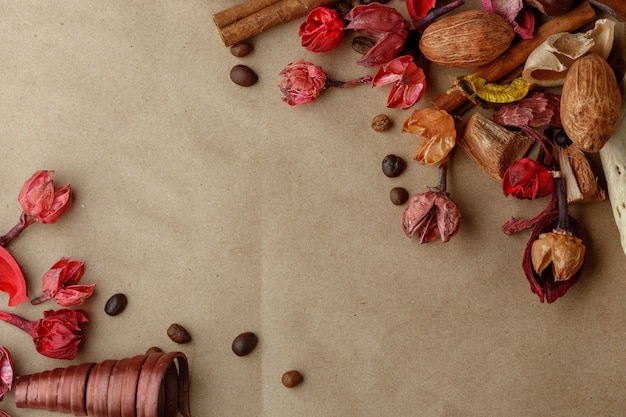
[438,158,448,192]
[0,212,35,247]
[555,175,569,232]
[0,311,36,337]
[325,75,372,89]
[411,0,465,32]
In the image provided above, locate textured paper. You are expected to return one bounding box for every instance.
[0,1,624,416]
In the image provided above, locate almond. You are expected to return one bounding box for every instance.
[561,52,622,153]
[419,10,514,68]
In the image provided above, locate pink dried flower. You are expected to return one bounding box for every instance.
[481,0,535,39]
[372,55,426,109]
[279,60,371,106]
[31,258,95,306]
[299,7,345,53]
[492,92,562,128]
[0,346,13,401]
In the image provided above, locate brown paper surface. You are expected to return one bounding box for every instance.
[0,1,625,416]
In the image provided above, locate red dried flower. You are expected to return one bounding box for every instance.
[0,246,27,306]
[299,7,345,53]
[372,55,427,109]
[345,3,408,67]
[31,258,95,306]
[402,187,460,243]
[18,170,71,224]
[503,157,554,200]
[0,346,14,401]
[0,308,88,360]
[406,0,436,21]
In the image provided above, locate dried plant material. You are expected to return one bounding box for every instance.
[558,145,606,204]
[459,113,535,182]
[455,75,531,108]
[522,19,616,87]
[492,91,562,128]
[402,109,456,165]
[599,75,626,255]
[588,0,626,21]
[531,231,585,281]
[561,52,622,153]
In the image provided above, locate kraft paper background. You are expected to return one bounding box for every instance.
[0,1,625,416]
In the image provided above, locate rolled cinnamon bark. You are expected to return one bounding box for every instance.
[431,1,597,115]
[214,0,282,28]
[214,0,338,46]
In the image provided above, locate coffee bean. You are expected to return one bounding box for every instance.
[281,370,303,388]
[167,323,192,344]
[390,187,409,205]
[230,42,252,58]
[230,65,258,87]
[104,293,128,316]
[351,36,375,54]
[382,154,406,177]
[231,332,258,356]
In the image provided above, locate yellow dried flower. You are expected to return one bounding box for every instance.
[531,230,585,281]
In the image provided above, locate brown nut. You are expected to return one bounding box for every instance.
[281,370,303,388]
[561,52,622,153]
[104,293,127,316]
[167,323,192,344]
[419,10,514,68]
[231,332,258,356]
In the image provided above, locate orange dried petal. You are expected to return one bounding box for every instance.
[414,134,456,165]
[531,233,553,275]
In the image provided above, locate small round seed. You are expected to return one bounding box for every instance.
[232,332,258,356]
[104,293,128,316]
[351,36,375,54]
[390,187,409,205]
[382,154,406,178]
[281,370,303,388]
[371,114,392,132]
[167,323,192,344]
[230,42,252,58]
[555,129,573,147]
[230,64,258,87]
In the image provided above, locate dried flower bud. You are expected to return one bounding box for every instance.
[531,230,585,282]
[402,187,460,243]
[502,157,554,200]
[299,7,345,53]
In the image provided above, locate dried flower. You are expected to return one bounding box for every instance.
[345,3,408,67]
[492,92,562,128]
[0,170,72,247]
[372,55,427,109]
[30,258,95,306]
[402,161,460,243]
[531,230,585,281]
[406,0,436,21]
[0,308,88,360]
[299,7,345,53]
[0,246,27,307]
[0,346,14,401]
[503,157,554,200]
[278,60,371,106]
[402,108,455,164]
[480,0,535,39]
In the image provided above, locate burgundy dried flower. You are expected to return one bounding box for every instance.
[299,7,345,53]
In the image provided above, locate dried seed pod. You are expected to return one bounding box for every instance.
[167,323,191,344]
[419,10,515,68]
[371,114,392,132]
[561,52,622,152]
[531,231,585,281]
[459,113,535,182]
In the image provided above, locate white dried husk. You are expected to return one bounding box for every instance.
[522,19,616,87]
[599,74,626,255]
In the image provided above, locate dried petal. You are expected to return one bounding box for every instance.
[32,258,95,306]
[356,30,408,67]
[0,346,13,400]
[345,3,407,37]
[492,92,562,128]
[0,246,27,307]
[456,75,531,108]
[406,0,436,21]
[299,7,345,53]
[403,109,456,164]
[372,55,426,108]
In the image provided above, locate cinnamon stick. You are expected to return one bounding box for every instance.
[214,0,282,29]
[214,0,338,47]
[431,1,596,115]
